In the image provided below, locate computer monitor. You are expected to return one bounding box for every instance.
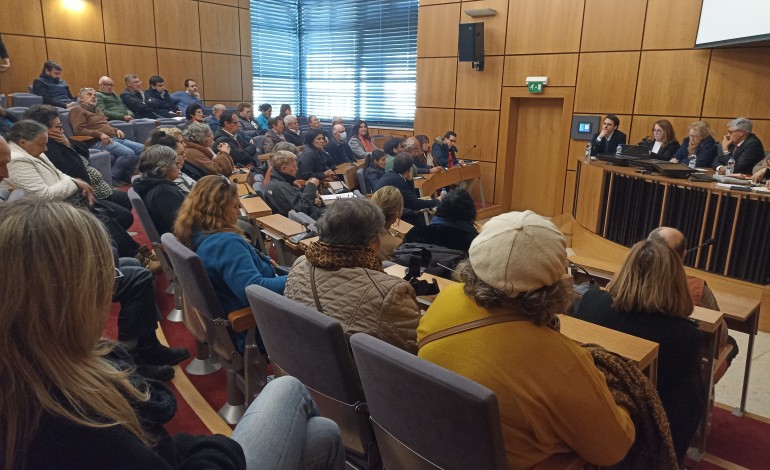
[571,115,600,141]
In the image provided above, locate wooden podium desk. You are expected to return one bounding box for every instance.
[413,162,486,207]
[335,160,365,189]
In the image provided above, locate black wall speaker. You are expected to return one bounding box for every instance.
[458,22,484,62]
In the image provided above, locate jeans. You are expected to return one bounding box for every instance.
[231,376,345,470]
[94,138,143,182]
[113,258,161,341]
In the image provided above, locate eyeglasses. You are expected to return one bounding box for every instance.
[727,129,742,135]
[102,83,114,87]
[448,139,457,143]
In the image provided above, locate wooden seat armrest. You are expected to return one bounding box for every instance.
[532,453,585,470]
[70,135,94,142]
[228,307,256,332]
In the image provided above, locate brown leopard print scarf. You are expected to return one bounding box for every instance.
[305,241,383,272]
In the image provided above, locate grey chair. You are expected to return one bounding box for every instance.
[162,233,268,424]
[88,150,113,187]
[245,285,381,469]
[0,94,6,108]
[0,187,10,201]
[356,167,368,194]
[58,109,74,138]
[131,118,157,144]
[110,120,135,142]
[288,209,317,228]
[349,333,508,470]
[7,189,26,202]
[6,107,27,121]
[10,93,43,107]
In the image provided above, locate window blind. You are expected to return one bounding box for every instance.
[250,0,300,107]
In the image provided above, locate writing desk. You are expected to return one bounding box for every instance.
[229,171,251,185]
[389,220,413,239]
[413,163,486,207]
[255,214,306,265]
[335,160,365,189]
[235,182,255,197]
[239,196,271,219]
[383,264,453,308]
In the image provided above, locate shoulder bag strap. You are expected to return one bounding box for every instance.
[418,314,529,350]
[309,265,324,313]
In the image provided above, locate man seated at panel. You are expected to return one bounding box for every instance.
[69,88,144,185]
[590,114,627,156]
[120,74,158,119]
[96,76,134,122]
[325,124,357,166]
[431,131,458,167]
[32,61,76,109]
[205,103,227,134]
[418,211,635,468]
[713,117,766,175]
[214,110,258,166]
[145,75,180,118]
[405,137,441,175]
[171,78,203,113]
[283,114,304,146]
[375,153,439,226]
[265,150,325,220]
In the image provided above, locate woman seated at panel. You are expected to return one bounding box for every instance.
[637,119,680,161]
[262,117,286,154]
[298,129,335,181]
[574,239,704,462]
[347,119,378,159]
[672,120,718,167]
[0,199,344,470]
[370,186,404,261]
[285,198,421,353]
[182,122,235,178]
[363,149,387,193]
[265,150,325,220]
[415,134,435,169]
[403,188,478,254]
[133,145,186,236]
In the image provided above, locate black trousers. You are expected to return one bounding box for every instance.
[113,258,161,341]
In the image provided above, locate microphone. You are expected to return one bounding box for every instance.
[685,238,715,254]
[459,144,477,160]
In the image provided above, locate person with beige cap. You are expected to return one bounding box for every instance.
[417,210,635,469]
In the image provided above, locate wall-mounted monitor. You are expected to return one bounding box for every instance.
[696,0,770,48]
[571,115,600,141]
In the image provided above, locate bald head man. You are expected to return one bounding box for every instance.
[648,226,686,258]
[96,75,134,122]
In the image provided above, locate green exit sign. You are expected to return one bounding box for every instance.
[527,81,544,94]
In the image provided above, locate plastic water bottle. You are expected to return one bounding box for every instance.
[726,156,735,175]
[616,145,622,155]
[584,143,591,164]
[688,153,697,169]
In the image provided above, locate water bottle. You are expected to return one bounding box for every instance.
[616,145,622,155]
[584,142,591,164]
[726,156,735,175]
[688,153,697,169]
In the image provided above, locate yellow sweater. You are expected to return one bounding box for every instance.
[417,283,635,470]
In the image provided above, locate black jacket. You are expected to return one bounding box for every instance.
[637,138,680,161]
[43,139,91,182]
[363,166,384,194]
[712,133,766,174]
[283,129,303,146]
[431,141,456,167]
[132,178,186,236]
[265,170,324,220]
[325,138,357,166]
[403,223,477,254]
[32,70,75,108]
[213,129,255,166]
[375,170,437,211]
[145,88,179,117]
[120,89,159,119]
[297,146,333,180]
[590,130,627,156]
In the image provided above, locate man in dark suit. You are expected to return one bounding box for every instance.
[713,117,766,175]
[120,74,158,119]
[145,75,180,118]
[375,153,441,226]
[590,114,627,156]
[283,114,304,146]
[213,110,257,166]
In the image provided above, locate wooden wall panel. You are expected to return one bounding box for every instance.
[503,54,578,87]
[416,58,457,108]
[45,39,107,94]
[703,47,770,120]
[562,170,576,215]
[158,49,204,97]
[454,110,500,162]
[417,3,461,57]
[0,0,44,36]
[239,7,252,56]
[106,45,158,89]
[202,0,239,6]
[239,0,250,9]
[0,36,48,95]
[574,52,640,114]
[199,3,241,55]
[505,0,584,55]
[642,0,702,50]
[459,0,509,56]
[41,0,104,42]
[566,113,631,171]
[241,56,253,102]
[202,53,243,101]
[581,0,646,52]
[471,161,496,204]
[155,0,201,51]
[102,0,156,47]
[634,50,710,116]
[455,56,503,110]
[414,108,455,142]
[629,115,700,146]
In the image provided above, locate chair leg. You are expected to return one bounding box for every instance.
[218,369,246,424]
[185,340,222,376]
[243,344,269,405]
[166,281,184,323]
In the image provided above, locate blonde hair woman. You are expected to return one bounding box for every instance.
[672,120,717,167]
[370,185,403,261]
[574,239,703,462]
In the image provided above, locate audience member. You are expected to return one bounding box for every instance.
[325,124,357,165]
[185,103,205,124]
[170,79,203,113]
[205,103,227,133]
[298,129,335,181]
[403,188,477,253]
[375,153,438,225]
[0,106,18,136]
[405,137,440,174]
[348,119,377,159]
[0,33,9,73]
[120,74,157,119]
[133,145,186,236]
[370,186,404,261]
[714,117,766,175]
[263,116,286,154]
[145,76,180,118]
[307,114,321,130]
[590,115,627,156]
[146,129,196,193]
[278,103,292,121]
[283,114,303,146]
[237,102,260,137]
[265,150,325,220]
[575,239,702,461]
[69,87,143,184]
[418,211,635,468]
[255,103,272,132]
[214,111,257,166]
[637,119,680,161]
[332,116,343,126]
[96,76,133,122]
[415,134,435,168]
[183,122,235,177]
[382,137,405,171]
[32,61,76,109]
[285,198,421,352]
[363,149,386,193]
[0,199,342,470]
[672,120,717,167]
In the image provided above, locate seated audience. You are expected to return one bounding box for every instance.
[431,131,458,167]
[332,116,343,126]
[145,75,180,118]
[32,60,76,109]
[183,122,235,177]
[255,103,272,132]
[382,137,405,171]
[69,87,143,184]
[575,239,703,461]
[375,153,438,226]
[363,149,386,193]
[170,79,203,113]
[185,103,205,124]
[237,102,261,137]
[637,119,680,161]
[120,74,157,119]
[348,119,377,159]
[283,114,303,146]
[370,186,404,261]
[418,211,635,468]
[403,188,477,253]
[0,106,17,135]
[298,129,335,181]
[405,137,441,175]
[96,76,133,122]
[285,198,420,352]
[265,150,325,220]
[713,117,766,175]
[147,129,196,193]
[0,199,343,470]
[205,103,226,134]
[133,145,186,236]
[278,103,292,121]
[415,134,435,168]
[590,115,627,156]
[673,121,718,167]
[262,116,286,154]
[214,111,257,166]
[325,124,357,165]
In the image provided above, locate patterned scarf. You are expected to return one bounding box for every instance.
[305,241,383,272]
